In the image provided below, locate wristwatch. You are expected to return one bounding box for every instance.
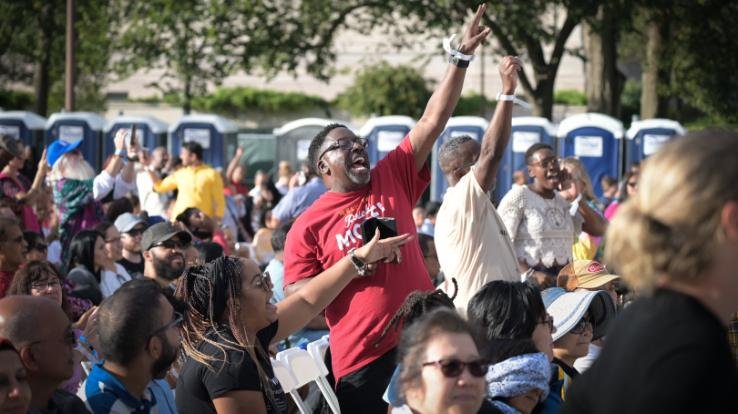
[449,55,470,68]
[348,248,368,277]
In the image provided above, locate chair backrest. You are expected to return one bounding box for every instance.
[306,336,330,376]
[277,348,323,387]
[270,358,299,392]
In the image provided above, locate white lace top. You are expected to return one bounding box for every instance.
[498,185,583,268]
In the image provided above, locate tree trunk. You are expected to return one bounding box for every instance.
[528,79,554,120]
[583,6,623,117]
[33,2,55,116]
[183,77,192,114]
[641,19,661,119]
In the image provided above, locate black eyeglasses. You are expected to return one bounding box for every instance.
[529,157,559,169]
[318,137,368,161]
[149,311,183,338]
[30,278,61,291]
[569,317,592,335]
[153,239,187,250]
[626,181,638,188]
[125,228,145,237]
[422,358,489,378]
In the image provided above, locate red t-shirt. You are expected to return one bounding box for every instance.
[284,137,433,381]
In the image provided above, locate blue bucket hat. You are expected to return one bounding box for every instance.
[47,139,83,167]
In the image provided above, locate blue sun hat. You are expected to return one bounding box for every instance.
[46,138,83,167]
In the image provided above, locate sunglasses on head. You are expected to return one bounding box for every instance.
[422,358,489,378]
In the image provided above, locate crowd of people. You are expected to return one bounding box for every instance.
[1,5,738,414]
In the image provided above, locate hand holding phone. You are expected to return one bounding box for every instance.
[361,217,398,243]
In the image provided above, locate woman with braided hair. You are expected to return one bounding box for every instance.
[175,229,412,414]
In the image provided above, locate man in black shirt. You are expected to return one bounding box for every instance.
[115,213,147,280]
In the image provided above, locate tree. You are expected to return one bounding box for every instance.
[335,62,432,118]
[0,0,112,115]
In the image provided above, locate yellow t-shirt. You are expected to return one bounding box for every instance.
[153,164,225,219]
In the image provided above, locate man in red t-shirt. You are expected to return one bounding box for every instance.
[283,6,491,412]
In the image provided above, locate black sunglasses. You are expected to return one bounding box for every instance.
[422,358,489,378]
[125,228,145,237]
[149,311,184,338]
[153,239,187,250]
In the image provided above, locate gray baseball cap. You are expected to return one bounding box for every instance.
[141,222,192,251]
[114,213,147,233]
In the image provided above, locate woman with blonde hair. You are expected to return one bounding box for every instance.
[562,130,738,414]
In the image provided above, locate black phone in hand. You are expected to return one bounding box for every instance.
[361,217,398,243]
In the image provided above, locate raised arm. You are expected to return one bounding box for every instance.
[225,146,244,186]
[409,4,491,170]
[273,231,412,343]
[474,56,521,192]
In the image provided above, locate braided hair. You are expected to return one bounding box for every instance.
[176,256,277,405]
[375,278,458,346]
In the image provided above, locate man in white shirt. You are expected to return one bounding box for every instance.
[434,56,522,314]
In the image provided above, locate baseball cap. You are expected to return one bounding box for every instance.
[542,287,615,341]
[141,222,192,251]
[114,213,147,233]
[0,135,23,158]
[557,260,620,291]
[47,138,83,167]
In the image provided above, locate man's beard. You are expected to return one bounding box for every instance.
[152,252,185,281]
[151,333,178,379]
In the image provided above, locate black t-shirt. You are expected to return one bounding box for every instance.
[176,321,288,414]
[562,289,738,414]
[117,256,144,280]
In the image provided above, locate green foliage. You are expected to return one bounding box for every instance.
[191,87,330,116]
[453,93,495,116]
[619,80,641,123]
[683,117,738,132]
[554,89,587,106]
[335,62,431,119]
[0,90,34,111]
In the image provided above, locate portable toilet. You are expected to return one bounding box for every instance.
[103,115,168,159]
[168,114,239,169]
[557,113,624,198]
[45,112,106,170]
[493,117,557,203]
[0,111,47,151]
[625,118,685,167]
[430,116,488,201]
[359,116,416,166]
[273,118,346,171]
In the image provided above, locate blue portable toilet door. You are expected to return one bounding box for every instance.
[627,128,677,166]
[562,127,620,198]
[178,124,222,167]
[368,127,411,166]
[0,121,27,146]
[494,128,546,203]
[52,121,101,170]
[104,124,151,159]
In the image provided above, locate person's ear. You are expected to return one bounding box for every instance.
[147,335,162,359]
[720,201,738,241]
[528,165,535,178]
[317,159,330,176]
[142,250,153,261]
[18,346,39,371]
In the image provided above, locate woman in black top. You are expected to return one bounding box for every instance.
[175,230,411,414]
[562,130,738,414]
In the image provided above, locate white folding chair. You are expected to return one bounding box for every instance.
[270,358,311,414]
[278,347,341,414]
[306,336,340,413]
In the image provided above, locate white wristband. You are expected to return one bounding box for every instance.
[443,34,474,62]
[497,93,515,102]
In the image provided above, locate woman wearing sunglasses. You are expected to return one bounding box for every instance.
[397,308,487,414]
[175,229,411,414]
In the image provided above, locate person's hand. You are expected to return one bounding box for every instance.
[37,148,49,175]
[113,129,126,152]
[457,4,492,55]
[499,55,521,95]
[75,306,100,351]
[234,146,244,158]
[138,148,151,166]
[354,229,413,266]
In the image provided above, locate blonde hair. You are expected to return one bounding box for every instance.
[561,157,596,202]
[605,130,738,291]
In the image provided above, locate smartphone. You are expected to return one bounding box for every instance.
[361,217,398,243]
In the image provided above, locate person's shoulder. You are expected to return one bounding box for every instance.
[499,184,526,204]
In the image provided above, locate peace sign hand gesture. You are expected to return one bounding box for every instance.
[457,4,492,55]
